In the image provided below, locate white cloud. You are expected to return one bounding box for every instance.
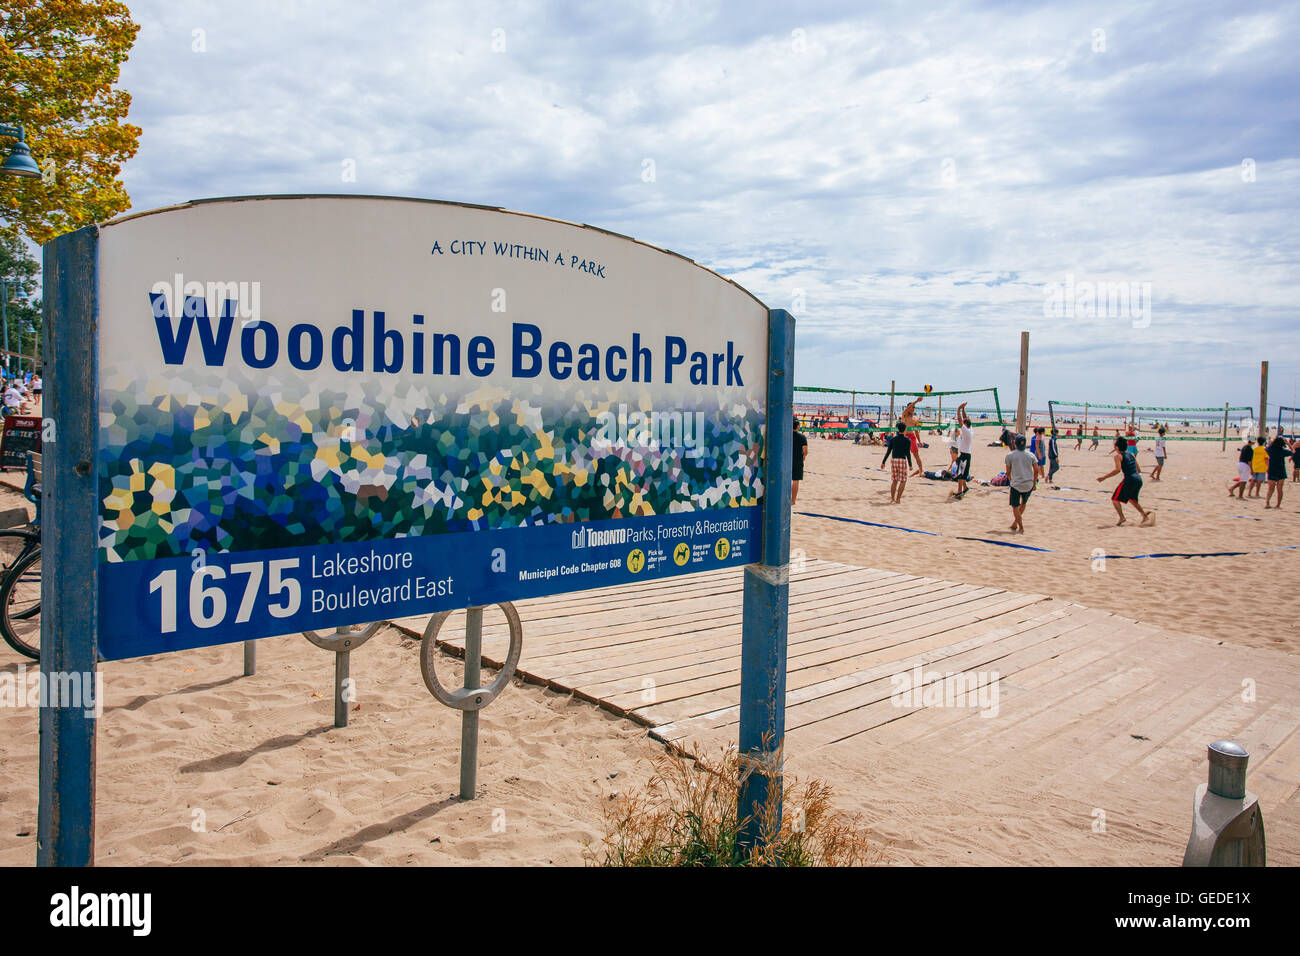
[114,0,1300,405]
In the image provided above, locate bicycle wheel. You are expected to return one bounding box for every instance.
[0,527,37,574]
[0,545,40,660]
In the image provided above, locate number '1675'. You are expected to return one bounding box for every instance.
[147,559,302,633]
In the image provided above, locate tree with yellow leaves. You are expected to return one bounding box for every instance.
[0,0,141,244]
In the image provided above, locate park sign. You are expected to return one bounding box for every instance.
[86,196,769,660]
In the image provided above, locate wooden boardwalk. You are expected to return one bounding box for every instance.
[393,558,1300,864]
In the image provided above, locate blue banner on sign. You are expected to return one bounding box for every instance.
[97,506,761,660]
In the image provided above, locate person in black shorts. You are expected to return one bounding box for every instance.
[1004,434,1040,532]
[791,415,808,506]
[1098,436,1154,526]
[953,402,973,499]
[1265,435,1290,508]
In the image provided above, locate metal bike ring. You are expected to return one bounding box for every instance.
[420,602,523,711]
[303,621,383,653]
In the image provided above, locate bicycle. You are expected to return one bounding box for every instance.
[0,451,41,660]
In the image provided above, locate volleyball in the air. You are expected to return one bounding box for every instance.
[923,384,933,394]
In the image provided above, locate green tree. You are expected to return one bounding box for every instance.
[0,0,141,244]
[0,231,41,374]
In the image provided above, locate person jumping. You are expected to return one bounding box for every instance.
[953,402,973,499]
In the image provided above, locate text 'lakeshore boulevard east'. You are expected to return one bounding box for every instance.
[308,549,454,614]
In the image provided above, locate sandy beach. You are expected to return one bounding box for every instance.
[794,432,1299,655]
[0,430,1294,867]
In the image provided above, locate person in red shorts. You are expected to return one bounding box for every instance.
[1098,436,1154,526]
[907,427,924,477]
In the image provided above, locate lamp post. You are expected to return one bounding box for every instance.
[0,123,42,179]
[1,278,11,377]
[23,323,35,379]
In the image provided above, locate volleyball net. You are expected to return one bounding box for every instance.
[795,386,1006,437]
[1045,401,1255,442]
[1277,406,1299,438]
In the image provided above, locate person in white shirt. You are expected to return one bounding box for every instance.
[3,384,23,417]
[953,402,974,499]
[1150,427,1167,480]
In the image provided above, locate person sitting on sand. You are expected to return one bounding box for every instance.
[880,421,913,503]
[924,446,962,482]
[1004,434,1040,534]
[1265,435,1290,508]
[1098,436,1154,526]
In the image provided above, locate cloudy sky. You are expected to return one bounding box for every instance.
[115,0,1299,412]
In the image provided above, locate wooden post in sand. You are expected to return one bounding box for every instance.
[888,380,895,423]
[1015,331,1029,434]
[1259,361,1269,440]
[1222,403,1229,451]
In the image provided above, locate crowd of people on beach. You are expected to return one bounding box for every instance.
[1,369,40,418]
[1230,433,1297,508]
[795,394,1297,532]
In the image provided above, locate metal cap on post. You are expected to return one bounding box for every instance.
[1182,739,1265,867]
[1207,740,1248,800]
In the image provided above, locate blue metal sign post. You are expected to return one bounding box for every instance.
[736,308,794,856]
[39,225,100,866]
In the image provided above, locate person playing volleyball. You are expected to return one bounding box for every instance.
[1098,436,1154,526]
[899,395,924,429]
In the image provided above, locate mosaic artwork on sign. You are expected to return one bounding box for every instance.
[94,197,769,659]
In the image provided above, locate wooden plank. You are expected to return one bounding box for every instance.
[573,584,1004,695]
[651,602,1079,746]
[777,612,1114,752]
[537,577,984,683]
[424,564,905,664]
[620,588,1041,724]
[870,613,1148,755]
[518,569,922,669]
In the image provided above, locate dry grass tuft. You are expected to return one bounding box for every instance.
[585,741,883,867]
